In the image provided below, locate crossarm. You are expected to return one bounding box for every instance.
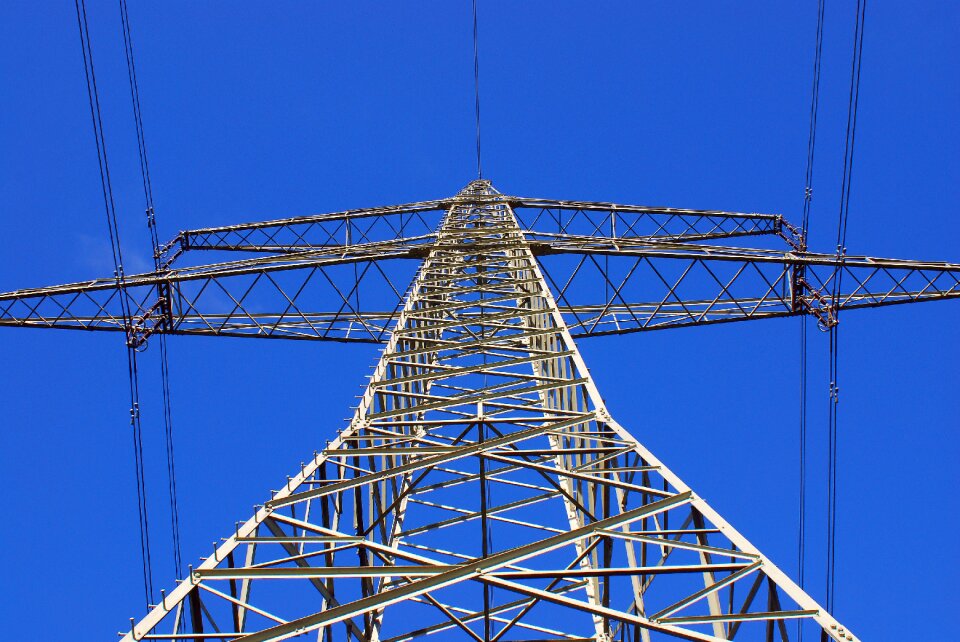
[510,197,800,247]
[0,240,423,345]
[162,199,450,264]
[531,242,960,336]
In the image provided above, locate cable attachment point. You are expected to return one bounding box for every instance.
[796,277,839,329]
[126,290,174,348]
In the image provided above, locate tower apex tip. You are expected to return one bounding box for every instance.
[459,178,498,197]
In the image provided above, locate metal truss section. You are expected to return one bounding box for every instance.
[510,198,798,248]
[168,200,450,261]
[118,181,860,642]
[0,240,421,344]
[532,242,960,337]
[2,186,955,347]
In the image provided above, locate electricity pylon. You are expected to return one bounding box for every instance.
[2,180,958,641]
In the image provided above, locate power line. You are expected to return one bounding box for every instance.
[73,0,155,607]
[119,0,184,583]
[797,3,825,639]
[834,0,867,262]
[798,303,808,639]
[825,323,840,611]
[801,0,826,237]
[826,0,868,615]
[472,0,483,179]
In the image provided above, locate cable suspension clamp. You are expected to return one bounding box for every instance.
[155,233,185,269]
[779,217,806,252]
[126,285,175,349]
[829,382,840,403]
[795,276,838,329]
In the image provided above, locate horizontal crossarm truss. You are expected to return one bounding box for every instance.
[532,240,960,337]
[510,197,799,247]
[163,199,450,261]
[0,239,423,344]
[3,190,955,346]
[168,196,793,261]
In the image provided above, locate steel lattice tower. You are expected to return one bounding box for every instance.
[3,180,959,641]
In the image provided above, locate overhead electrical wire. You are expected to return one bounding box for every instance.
[73,0,154,607]
[801,0,826,238]
[797,2,826,638]
[472,0,483,179]
[119,0,184,583]
[826,0,867,615]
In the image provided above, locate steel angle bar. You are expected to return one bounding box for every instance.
[178,199,452,251]
[394,307,539,334]
[389,591,587,642]
[182,232,437,256]
[418,592,486,642]
[482,452,673,499]
[600,529,761,561]
[410,462,554,496]
[661,610,819,625]
[400,491,560,538]
[535,246,960,337]
[367,377,590,420]
[134,634,245,639]
[647,561,764,621]
[372,352,571,388]
[235,535,359,544]
[492,563,751,579]
[195,584,288,625]
[509,197,783,239]
[481,576,723,642]
[508,196,780,220]
[0,243,421,343]
[267,413,596,509]
[196,566,453,580]
[532,241,960,270]
[222,492,692,642]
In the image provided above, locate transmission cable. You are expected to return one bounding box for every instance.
[74,0,154,607]
[119,0,184,582]
[800,0,826,237]
[826,0,867,614]
[472,0,483,179]
[796,2,825,637]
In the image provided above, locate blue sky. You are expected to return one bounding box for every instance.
[0,2,957,639]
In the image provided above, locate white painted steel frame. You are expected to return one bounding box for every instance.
[114,181,859,642]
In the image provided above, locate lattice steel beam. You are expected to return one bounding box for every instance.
[510,197,799,248]
[4,181,957,349]
[533,241,960,336]
[171,199,449,259]
[0,238,422,343]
